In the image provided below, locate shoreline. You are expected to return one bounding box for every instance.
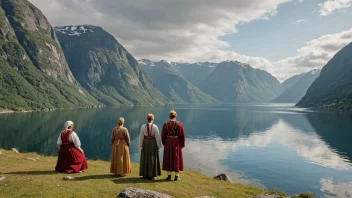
[0,148,315,198]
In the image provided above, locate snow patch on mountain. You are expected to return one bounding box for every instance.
[310,69,320,75]
[55,25,97,36]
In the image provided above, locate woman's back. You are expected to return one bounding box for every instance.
[110,123,131,176]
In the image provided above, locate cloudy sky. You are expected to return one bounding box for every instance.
[29,0,352,81]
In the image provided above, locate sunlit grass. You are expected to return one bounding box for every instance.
[0,149,266,198]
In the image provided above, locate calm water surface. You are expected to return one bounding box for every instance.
[1,104,352,197]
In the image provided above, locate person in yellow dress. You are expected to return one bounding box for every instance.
[110,117,132,177]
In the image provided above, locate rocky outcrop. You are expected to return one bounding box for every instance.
[117,188,174,198]
[213,174,232,182]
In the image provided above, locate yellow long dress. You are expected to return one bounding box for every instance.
[110,126,132,175]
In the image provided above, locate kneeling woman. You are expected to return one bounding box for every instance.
[110,117,132,177]
[55,121,88,173]
[139,114,162,180]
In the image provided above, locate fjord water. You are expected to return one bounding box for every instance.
[1,104,352,197]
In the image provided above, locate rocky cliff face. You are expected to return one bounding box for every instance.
[55,25,170,106]
[0,0,99,110]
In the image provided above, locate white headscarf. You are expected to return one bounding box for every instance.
[64,120,74,130]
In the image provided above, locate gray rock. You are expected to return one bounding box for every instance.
[252,195,284,198]
[213,174,232,182]
[117,188,174,198]
[0,176,5,181]
[63,176,75,180]
[26,158,37,161]
[11,148,19,153]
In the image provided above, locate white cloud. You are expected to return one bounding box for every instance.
[318,0,352,16]
[293,19,306,23]
[320,178,352,197]
[28,0,352,82]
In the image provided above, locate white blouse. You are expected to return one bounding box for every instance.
[57,131,82,150]
[139,123,162,149]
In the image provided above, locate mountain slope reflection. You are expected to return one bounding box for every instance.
[184,118,352,196]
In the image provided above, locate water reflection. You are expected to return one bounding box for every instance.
[1,104,352,197]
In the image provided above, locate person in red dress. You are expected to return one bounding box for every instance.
[161,110,186,181]
[55,121,88,173]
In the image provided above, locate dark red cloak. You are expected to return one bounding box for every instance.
[161,120,186,172]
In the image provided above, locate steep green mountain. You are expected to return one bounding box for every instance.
[297,42,352,109]
[139,59,218,104]
[202,61,282,103]
[55,25,170,106]
[271,70,320,103]
[281,73,304,91]
[0,0,99,111]
[170,62,218,86]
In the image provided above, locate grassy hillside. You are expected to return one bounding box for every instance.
[0,149,267,198]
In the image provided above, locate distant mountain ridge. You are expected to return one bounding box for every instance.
[202,61,282,103]
[272,69,320,103]
[297,42,352,109]
[170,62,218,86]
[139,59,219,104]
[55,25,170,106]
[281,73,305,91]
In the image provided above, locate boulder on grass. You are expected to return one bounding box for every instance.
[213,174,232,182]
[117,188,174,198]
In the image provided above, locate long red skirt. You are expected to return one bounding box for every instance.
[55,145,88,173]
[162,138,184,172]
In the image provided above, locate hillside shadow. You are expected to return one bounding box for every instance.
[5,170,58,175]
[72,174,171,184]
[73,174,116,180]
[112,177,171,184]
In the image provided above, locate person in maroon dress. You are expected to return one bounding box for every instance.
[55,121,88,173]
[161,110,186,181]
